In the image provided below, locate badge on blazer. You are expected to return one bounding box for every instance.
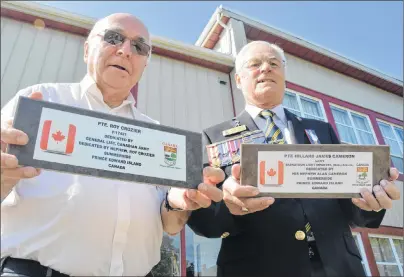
[222,125,247,137]
[206,130,265,168]
[305,129,321,144]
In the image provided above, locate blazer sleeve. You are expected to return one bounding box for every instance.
[329,123,387,228]
[186,130,241,238]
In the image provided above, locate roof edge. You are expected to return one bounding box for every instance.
[1,1,234,69]
[195,5,223,46]
[152,35,234,66]
[2,1,96,29]
[219,6,403,86]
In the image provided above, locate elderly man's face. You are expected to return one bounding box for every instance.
[84,14,150,94]
[235,43,286,109]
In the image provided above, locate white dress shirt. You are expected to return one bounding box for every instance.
[1,75,167,276]
[245,103,297,144]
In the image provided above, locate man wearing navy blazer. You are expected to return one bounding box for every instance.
[187,41,401,277]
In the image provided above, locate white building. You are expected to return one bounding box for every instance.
[1,2,403,276]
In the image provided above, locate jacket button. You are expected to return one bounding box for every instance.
[295,230,306,240]
[221,232,230,238]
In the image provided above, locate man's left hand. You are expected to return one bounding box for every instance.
[352,167,401,211]
[167,166,225,211]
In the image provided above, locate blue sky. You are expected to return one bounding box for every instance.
[36,1,403,81]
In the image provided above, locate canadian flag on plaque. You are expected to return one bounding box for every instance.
[259,160,284,185]
[40,120,76,154]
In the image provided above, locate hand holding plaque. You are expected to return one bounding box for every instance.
[222,164,275,215]
[237,144,401,213]
[351,167,400,212]
[1,92,44,200]
[7,96,203,189]
[240,144,395,199]
[167,166,224,211]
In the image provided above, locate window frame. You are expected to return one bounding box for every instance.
[376,119,404,173]
[352,232,372,276]
[368,234,403,276]
[329,104,379,145]
[283,89,328,122]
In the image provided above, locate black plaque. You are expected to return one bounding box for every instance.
[7,96,203,189]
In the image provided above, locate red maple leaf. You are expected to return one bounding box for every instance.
[267,168,276,177]
[52,130,65,143]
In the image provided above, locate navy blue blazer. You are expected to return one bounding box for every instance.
[187,109,385,277]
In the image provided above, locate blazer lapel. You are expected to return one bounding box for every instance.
[234,109,308,144]
[236,110,260,133]
[284,109,306,144]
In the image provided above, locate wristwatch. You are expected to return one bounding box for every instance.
[165,188,184,212]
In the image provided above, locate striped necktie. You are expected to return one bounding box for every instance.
[260,110,285,144]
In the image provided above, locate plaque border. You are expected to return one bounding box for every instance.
[240,144,390,198]
[7,96,203,189]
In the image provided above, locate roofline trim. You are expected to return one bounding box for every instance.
[1,1,234,68]
[219,6,402,86]
[1,1,96,29]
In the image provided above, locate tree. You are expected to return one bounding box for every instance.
[152,234,180,276]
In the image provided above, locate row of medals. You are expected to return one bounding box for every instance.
[206,130,265,168]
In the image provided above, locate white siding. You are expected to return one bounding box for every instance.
[285,53,403,121]
[138,55,234,131]
[1,17,87,107]
[381,181,403,228]
[0,17,235,132]
[213,28,231,55]
[229,68,245,115]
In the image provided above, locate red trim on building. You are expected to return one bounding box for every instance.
[353,226,404,236]
[287,81,404,181]
[152,47,232,74]
[318,98,338,137]
[1,7,233,74]
[1,7,90,37]
[361,231,380,276]
[286,81,404,181]
[286,81,403,126]
[352,226,403,276]
[203,18,402,96]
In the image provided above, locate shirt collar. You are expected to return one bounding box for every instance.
[245,103,287,124]
[79,74,136,107]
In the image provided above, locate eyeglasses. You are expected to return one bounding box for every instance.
[99,29,151,56]
[242,57,283,71]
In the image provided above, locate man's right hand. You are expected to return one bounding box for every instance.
[223,164,275,215]
[1,92,43,199]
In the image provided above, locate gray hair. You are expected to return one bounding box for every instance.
[235,41,286,73]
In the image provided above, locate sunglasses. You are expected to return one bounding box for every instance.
[99,29,151,56]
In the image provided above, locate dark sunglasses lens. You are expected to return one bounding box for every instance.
[104,31,125,45]
[132,41,150,56]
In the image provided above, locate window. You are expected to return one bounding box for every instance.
[352,232,372,276]
[186,226,221,276]
[283,91,327,121]
[330,106,377,145]
[369,235,403,276]
[377,121,403,173]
